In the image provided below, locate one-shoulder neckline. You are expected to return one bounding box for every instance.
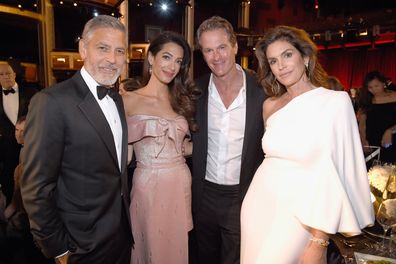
[266,87,323,125]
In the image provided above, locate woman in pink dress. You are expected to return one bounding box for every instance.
[122,32,200,264]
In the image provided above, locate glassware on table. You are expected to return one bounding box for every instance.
[389,226,396,257]
[376,172,396,254]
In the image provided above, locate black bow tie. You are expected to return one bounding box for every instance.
[3,88,15,95]
[97,85,117,100]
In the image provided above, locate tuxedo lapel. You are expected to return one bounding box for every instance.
[114,94,127,174]
[73,74,119,170]
[79,96,119,170]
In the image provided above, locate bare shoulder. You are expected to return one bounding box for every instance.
[263,96,280,123]
[122,90,140,104]
[263,96,279,109]
[122,91,143,115]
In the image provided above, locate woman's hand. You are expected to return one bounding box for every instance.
[55,252,70,264]
[182,138,193,157]
[382,129,393,148]
[299,240,327,264]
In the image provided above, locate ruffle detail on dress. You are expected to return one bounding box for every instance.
[127,115,190,157]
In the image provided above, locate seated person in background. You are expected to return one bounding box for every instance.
[348,87,359,114]
[358,71,396,163]
[0,116,54,264]
[326,76,344,91]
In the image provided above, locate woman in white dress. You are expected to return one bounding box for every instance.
[240,26,374,264]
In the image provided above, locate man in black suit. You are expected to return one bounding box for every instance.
[0,62,36,205]
[20,15,132,264]
[191,16,266,264]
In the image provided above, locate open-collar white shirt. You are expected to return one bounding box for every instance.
[205,64,246,185]
[80,67,122,170]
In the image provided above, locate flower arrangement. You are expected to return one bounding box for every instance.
[368,164,396,202]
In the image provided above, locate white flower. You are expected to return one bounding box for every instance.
[368,165,394,193]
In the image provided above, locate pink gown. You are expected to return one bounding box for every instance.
[127,114,193,264]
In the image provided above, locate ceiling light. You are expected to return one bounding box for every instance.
[161,4,168,11]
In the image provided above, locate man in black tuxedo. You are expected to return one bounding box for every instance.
[191,16,266,264]
[20,15,132,264]
[0,62,36,205]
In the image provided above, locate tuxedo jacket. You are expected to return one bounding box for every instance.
[0,84,36,203]
[191,70,266,213]
[20,72,132,262]
[0,83,36,140]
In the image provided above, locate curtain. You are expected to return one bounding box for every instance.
[319,46,396,90]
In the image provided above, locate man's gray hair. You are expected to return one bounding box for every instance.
[81,15,126,41]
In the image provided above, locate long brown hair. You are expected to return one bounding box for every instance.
[125,31,201,131]
[255,25,328,97]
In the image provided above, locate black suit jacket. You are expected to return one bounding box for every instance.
[191,69,266,213]
[20,72,132,262]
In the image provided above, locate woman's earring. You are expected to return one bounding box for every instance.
[305,63,310,80]
[149,64,152,75]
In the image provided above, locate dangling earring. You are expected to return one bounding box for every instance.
[305,63,310,80]
[149,64,152,75]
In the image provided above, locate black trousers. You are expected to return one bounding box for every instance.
[0,139,20,205]
[193,180,240,264]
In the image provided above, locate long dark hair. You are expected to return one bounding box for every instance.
[126,31,200,131]
[359,71,387,111]
[255,25,328,97]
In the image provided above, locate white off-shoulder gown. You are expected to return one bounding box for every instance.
[241,88,374,263]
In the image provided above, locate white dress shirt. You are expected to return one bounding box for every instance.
[80,67,123,170]
[205,64,246,185]
[2,83,19,125]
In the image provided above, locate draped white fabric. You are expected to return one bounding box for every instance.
[241,88,374,263]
